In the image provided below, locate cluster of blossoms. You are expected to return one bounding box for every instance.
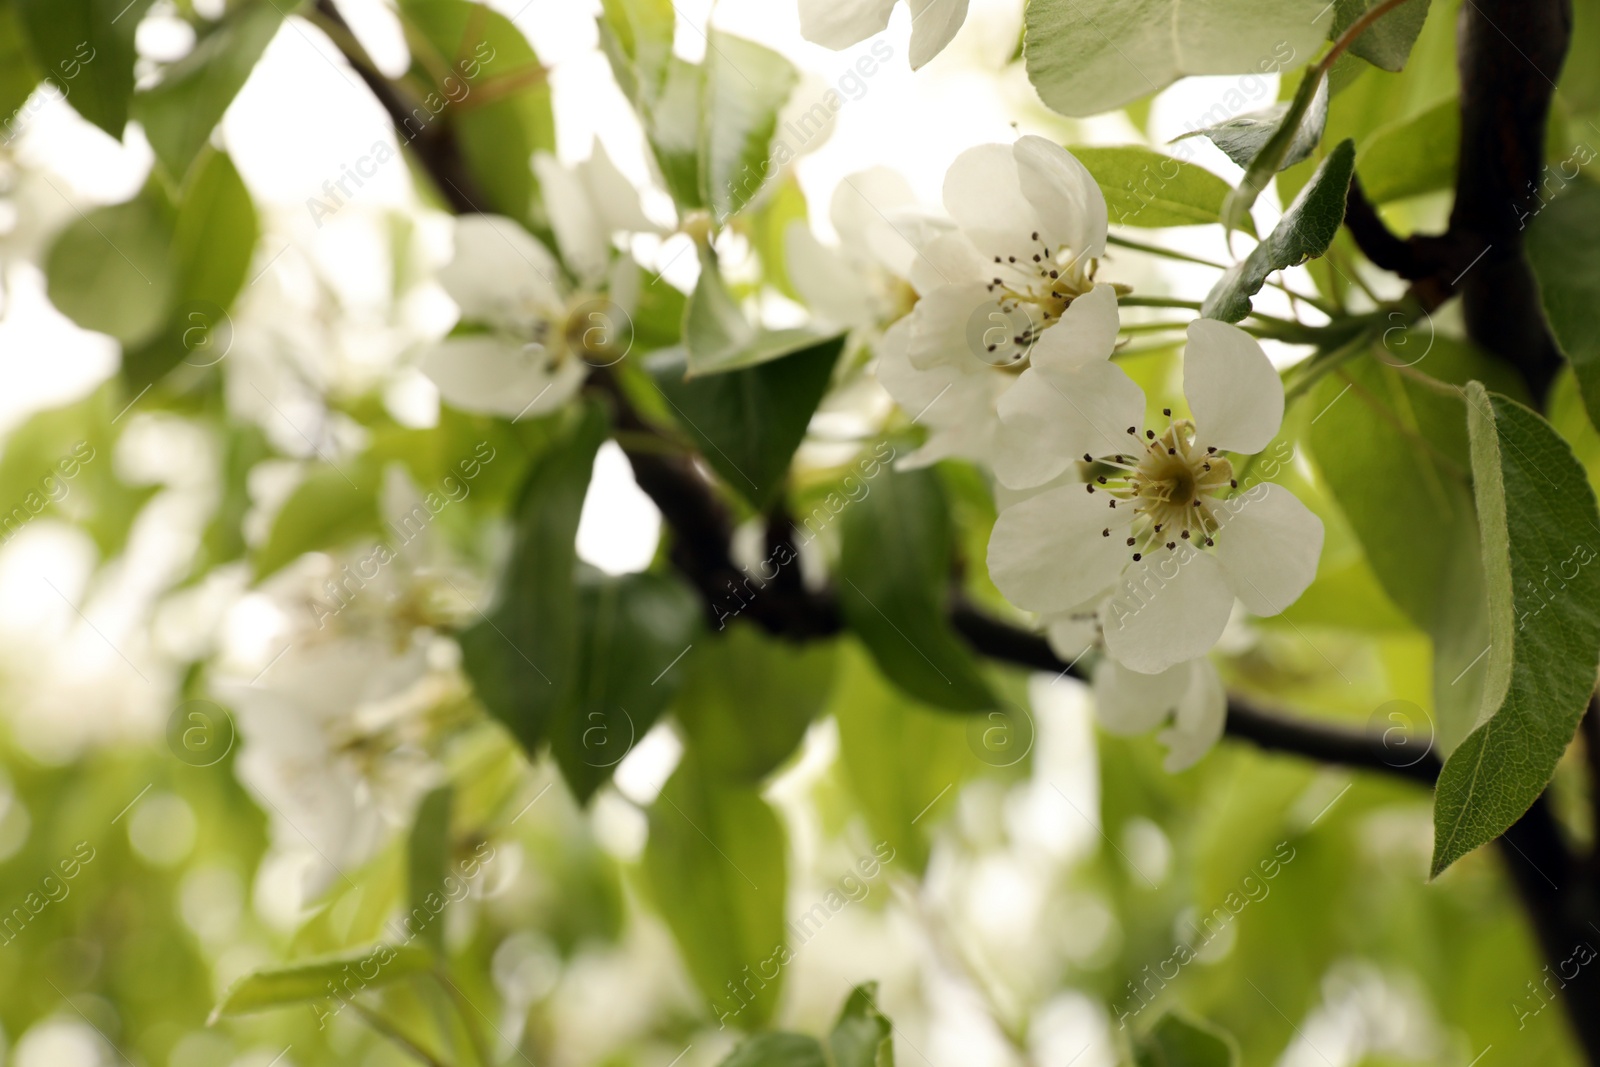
[865,137,1324,769]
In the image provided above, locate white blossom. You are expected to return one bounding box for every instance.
[987,319,1324,677]
[785,167,933,331]
[799,0,971,69]
[1094,656,1226,772]
[419,215,632,421]
[878,137,1119,470]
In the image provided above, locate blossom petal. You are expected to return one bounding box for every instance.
[1157,659,1226,771]
[1045,610,1099,663]
[988,484,1132,613]
[786,220,876,328]
[993,360,1145,488]
[942,143,1037,259]
[420,335,583,419]
[533,151,608,284]
[832,167,917,250]
[1212,483,1326,616]
[799,0,899,49]
[905,281,993,369]
[1014,136,1108,261]
[908,229,987,295]
[906,0,971,68]
[440,215,564,326]
[586,139,658,237]
[1102,549,1233,674]
[1093,658,1189,735]
[1027,283,1120,374]
[1184,318,1283,454]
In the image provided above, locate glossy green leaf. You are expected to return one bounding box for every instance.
[1135,1012,1239,1067]
[700,30,796,221]
[1175,80,1327,173]
[1354,96,1458,204]
[838,464,995,711]
[402,0,554,222]
[211,944,434,1018]
[643,756,787,1028]
[125,149,260,388]
[1432,385,1600,876]
[459,405,607,755]
[1024,0,1324,117]
[552,570,703,803]
[1331,0,1433,72]
[596,0,675,115]
[1221,69,1330,232]
[1070,145,1240,229]
[832,643,973,874]
[16,0,153,137]
[44,192,174,347]
[406,785,453,953]
[673,622,835,782]
[652,334,843,508]
[1307,340,1510,752]
[1528,180,1600,434]
[1203,139,1355,322]
[133,0,283,179]
[254,462,381,580]
[830,982,894,1067]
[719,1033,827,1067]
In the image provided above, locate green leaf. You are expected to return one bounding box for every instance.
[1331,0,1433,73]
[459,405,607,755]
[1221,68,1330,232]
[643,755,788,1028]
[1069,145,1243,230]
[253,461,381,580]
[832,642,973,874]
[1175,80,1328,173]
[682,226,836,377]
[211,944,434,1019]
[44,192,174,347]
[674,623,836,782]
[641,56,705,211]
[1203,139,1355,322]
[1306,341,1516,751]
[551,570,703,803]
[402,0,554,222]
[124,149,260,388]
[1354,96,1458,204]
[16,0,153,137]
[838,463,995,711]
[1023,0,1325,117]
[1135,1013,1239,1067]
[652,334,843,509]
[1432,385,1600,876]
[700,30,796,221]
[1528,180,1600,434]
[0,0,41,130]
[406,785,453,953]
[132,1,284,179]
[829,983,894,1067]
[719,1033,827,1067]
[596,0,675,112]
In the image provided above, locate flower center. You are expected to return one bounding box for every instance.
[1082,413,1237,562]
[978,231,1095,368]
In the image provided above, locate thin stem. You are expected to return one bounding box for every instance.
[1107,234,1338,314]
[1316,0,1421,76]
[1119,295,1203,310]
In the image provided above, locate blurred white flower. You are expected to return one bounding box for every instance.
[1093,657,1225,772]
[785,167,935,331]
[799,0,971,69]
[878,137,1115,470]
[988,320,1323,678]
[532,138,660,285]
[420,214,639,421]
[222,468,477,895]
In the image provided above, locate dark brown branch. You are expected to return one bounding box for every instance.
[1447,0,1571,401]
